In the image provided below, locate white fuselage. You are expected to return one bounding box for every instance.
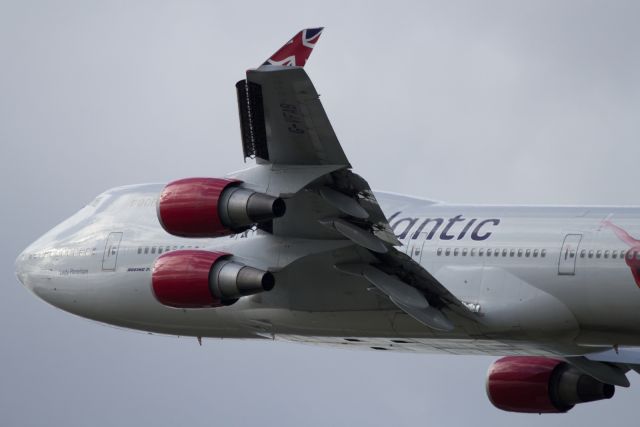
[15,184,640,357]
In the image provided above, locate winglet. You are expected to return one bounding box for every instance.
[261,28,324,68]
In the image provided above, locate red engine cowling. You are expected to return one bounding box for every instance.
[486,356,615,413]
[152,250,275,308]
[157,177,285,238]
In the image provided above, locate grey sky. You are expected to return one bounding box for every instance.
[2,0,640,425]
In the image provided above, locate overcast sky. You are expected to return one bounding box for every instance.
[2,1,640,426]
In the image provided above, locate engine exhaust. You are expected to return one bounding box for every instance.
[210,259,275,301]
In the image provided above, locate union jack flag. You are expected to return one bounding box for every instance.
[263,27,324,67]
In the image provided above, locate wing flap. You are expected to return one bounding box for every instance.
[336,262,455,331]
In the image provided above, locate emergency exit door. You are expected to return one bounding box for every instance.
[102,232,123,271]
[558,234,582,275]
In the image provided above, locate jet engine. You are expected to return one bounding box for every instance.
[151,250,275,308]
[486,356,615,413]
[157,177,286,237]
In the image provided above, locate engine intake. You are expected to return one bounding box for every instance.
[486,356,615,413]
[157,177,285,238]
[152,250,275,308]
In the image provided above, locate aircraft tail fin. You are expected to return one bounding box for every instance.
[261,28,324,68]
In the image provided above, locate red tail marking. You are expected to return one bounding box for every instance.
[262,27,324,68]
[603,219,640,288]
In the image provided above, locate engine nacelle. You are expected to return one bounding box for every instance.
[151,250,275,308]
[486,356,615,413]
[157,177,286,238]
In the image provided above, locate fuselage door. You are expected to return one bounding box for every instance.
[102,232,123,271]
[558,233,582,275]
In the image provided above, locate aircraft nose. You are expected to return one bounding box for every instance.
[15,249,32,290]
[15,251,26,285]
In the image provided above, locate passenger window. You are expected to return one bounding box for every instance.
[580,249,585,258]
[437,248,442,256]
[173,246,178,250]
[470,248,476,256]
[487,248,492,256]
[604,250,610,259]
[541,249,546,257]
[612,250,617,259]
[509,249,515,257]
[478,248,484,256]
[533,249,539,257]
[151,247,156,254]
[517,249,523,257]
[144,247,149,254]
[137,247,142,254]
[588,250,593,258]
[166,246,171,252]
[596,250,602,258]
[158,247,163,254]
[525,249,531,257]
[454,248,459,256]
[462,248,468,256]
[445,248,451,256]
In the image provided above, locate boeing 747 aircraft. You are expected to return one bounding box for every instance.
[15,28,640,413]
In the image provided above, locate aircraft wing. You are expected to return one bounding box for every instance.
[232,28,479,331]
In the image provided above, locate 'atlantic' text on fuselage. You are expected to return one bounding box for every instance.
[388,212,501,241]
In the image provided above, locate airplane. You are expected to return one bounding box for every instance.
[15,27,640,414]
